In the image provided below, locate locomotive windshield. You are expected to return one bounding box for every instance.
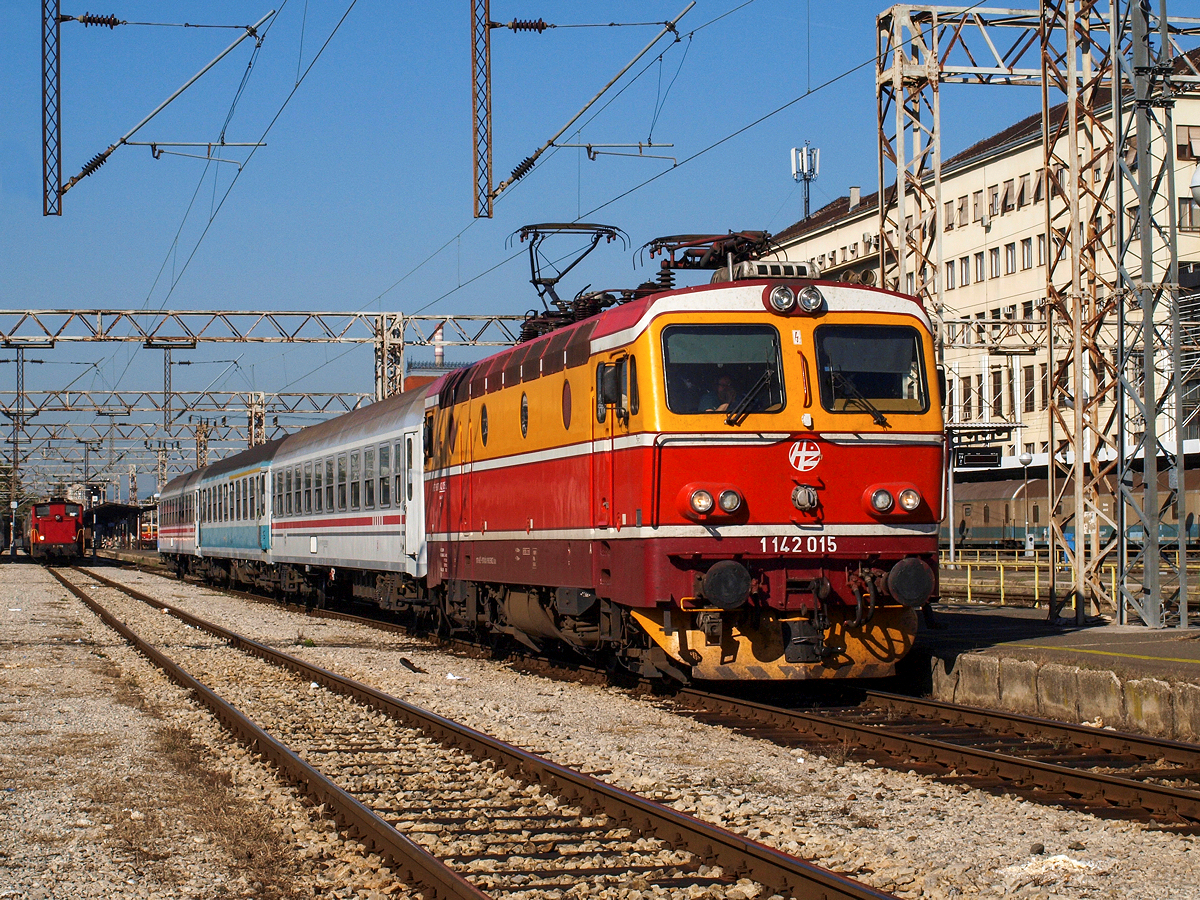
[814,324,928,417]
[662,325,785,415]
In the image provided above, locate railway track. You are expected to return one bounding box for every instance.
[671,688,1200,831]
[56,566,894,900]
[93,558,1200,831]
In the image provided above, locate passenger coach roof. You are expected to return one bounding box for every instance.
[201,436,287,479]
[161,468,205,496]
[274,383,434,461]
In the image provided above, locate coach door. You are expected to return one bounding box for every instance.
[594,356,634,528]
[403,430,424,560]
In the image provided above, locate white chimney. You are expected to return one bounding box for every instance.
[849,186,861,210]
[432,323,445,367]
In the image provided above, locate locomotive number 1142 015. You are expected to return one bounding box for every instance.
[760,535,838,554]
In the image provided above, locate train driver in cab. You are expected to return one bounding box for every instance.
[699,373,739,412]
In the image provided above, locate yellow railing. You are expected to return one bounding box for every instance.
[937,559,1119,606]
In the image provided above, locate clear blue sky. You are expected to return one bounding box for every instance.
[1,1,1041,403]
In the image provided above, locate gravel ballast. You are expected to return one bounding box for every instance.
[84,564,1200,900]
[0,562,417,900]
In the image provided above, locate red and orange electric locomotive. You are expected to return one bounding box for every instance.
[160,228,943,682]
[28,498,85,562]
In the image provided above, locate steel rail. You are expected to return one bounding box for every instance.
[71,567,894,899]
[47,566,489,900]
[863,691,1200,766]
[674,688,1200,825]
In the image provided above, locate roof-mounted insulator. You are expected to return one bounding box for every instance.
[510,156,536,182]
[657,261,675,290]
[77,13,122,28]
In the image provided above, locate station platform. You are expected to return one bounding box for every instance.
[910,600,1200,741]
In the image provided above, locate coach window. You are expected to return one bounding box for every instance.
[662,325,785,415]
[983,505,991,524]
[480,405,489,446]
[337,455,348,510]
[378,444,391,507]
[364,448,376,509]
[814,325,928,416]
[314,462,323,513]
[304,463,313,514]
[520,393,529,437]
[285,469,293,516]
[236,480,243,520]
[350,451,362,509]
[395,441,405,505]
[325,459,335,511]
[247,478,254,519]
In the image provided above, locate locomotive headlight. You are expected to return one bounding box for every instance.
[870,489,895,513]
[798,285,825,312]
[718,489,742,513]
[690,489,715,514]
[898,488,922,511]
[768,285,797,312]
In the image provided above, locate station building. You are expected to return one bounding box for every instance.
[773,95,1200,479]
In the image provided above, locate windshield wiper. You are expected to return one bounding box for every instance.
[832,371,889,427]
[725,369,772,426]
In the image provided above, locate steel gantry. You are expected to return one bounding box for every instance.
[2,310,524,502]
[876,2,1200,627]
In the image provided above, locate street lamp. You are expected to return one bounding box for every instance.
[1019,451,1034,555]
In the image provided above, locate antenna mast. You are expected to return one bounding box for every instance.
[790,142,819,219]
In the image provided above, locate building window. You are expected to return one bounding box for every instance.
[906,271,915,294]
[988,185,1001,217]
[1002,179,1015,212]
[973,190,983,222]
[945,261,955,290]
[1018,173,1031,207]
[1040,363,1049,410]
[962,376,972,420]
[1023,365,1036,412]
[1021,237,1033,269]
[944,200,954,231]
[989,247,1001,278]
[1034,168,1045,203]
[992,367,1004,418]
[1181,198,1200,232]
[1005,242,1016,274]
[957,196,968,227]
[960,256,970,287]
[1176,124,1200,160]
[1022,300,1035,332]
[975,374,984,419]
[1036,233,1046,266]
[975,251,985,282]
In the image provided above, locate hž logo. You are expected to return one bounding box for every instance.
[788,439,821,472]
